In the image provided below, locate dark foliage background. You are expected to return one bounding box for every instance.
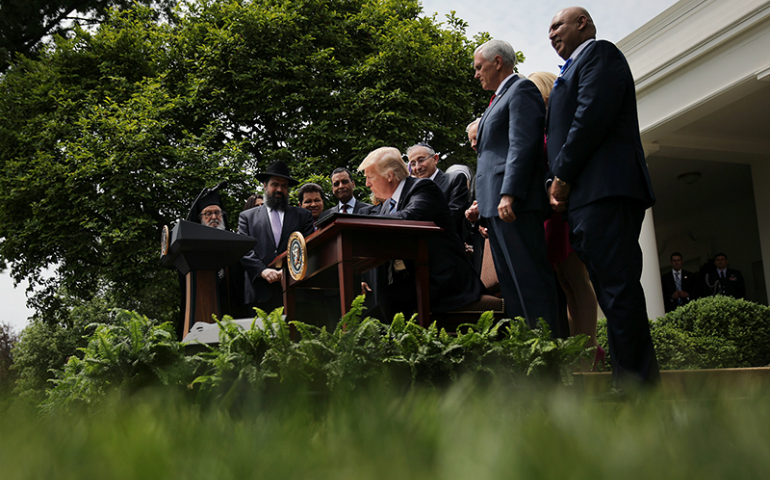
[0,0,494,331]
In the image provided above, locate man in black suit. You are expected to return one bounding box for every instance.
[704,253,745,299]
[546,7,659,387]
[471,38,558,329]
[661,252,699,313]
[326,167,372,214]
[238,161,315,312]
[406,143,469,235]
[358,147,483,320]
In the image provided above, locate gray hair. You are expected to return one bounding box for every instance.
[474,40,517,68]
[465,118,481,133]
[406,143,436,157]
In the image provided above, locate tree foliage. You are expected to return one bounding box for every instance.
[0,0,175,74]
[0,0,490,323]
[0,321,19,396]
[10,293,117,402]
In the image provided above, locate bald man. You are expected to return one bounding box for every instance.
[546,7,659,389]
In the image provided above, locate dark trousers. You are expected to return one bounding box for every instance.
[486,211,558,330]
[569,198,660,387]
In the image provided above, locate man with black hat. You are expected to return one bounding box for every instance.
[238,161,315,312]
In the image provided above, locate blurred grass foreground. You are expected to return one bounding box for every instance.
[3,295,770,478]
[2,382,770,479]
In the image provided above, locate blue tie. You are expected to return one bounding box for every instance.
[388,198,397,214]
[554,58,573,87]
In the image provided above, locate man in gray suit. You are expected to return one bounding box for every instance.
[470,39,557,329]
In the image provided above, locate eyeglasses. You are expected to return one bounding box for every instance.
[201,210,223,218]
[410,156,433,165]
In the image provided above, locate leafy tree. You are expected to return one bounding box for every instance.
[11,292,116,402]
[0,0,175,74]
[0,321,19,396]
[0,0,491,325]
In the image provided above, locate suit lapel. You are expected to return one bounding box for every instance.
[397,177,416,210]
[478,76,519,143]
[256,207,277,250]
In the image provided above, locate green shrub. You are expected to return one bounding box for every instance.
[650,322,741,370]
[190,297,592,410]
[596,296,770,371]
[41,310,189,413]
[41,296,592,411]
[661,296,770,368]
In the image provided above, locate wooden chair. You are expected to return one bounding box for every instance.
[434,238,506,331]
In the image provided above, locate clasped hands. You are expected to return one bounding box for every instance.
[670,290,689,300]
[261,268,282,283]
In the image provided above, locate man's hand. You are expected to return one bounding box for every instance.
[549,180,570,212]
[261,268,282,283]
[479,226,489,239]
[465,200,480,223]
[497,194,516,223]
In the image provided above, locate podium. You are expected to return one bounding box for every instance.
[160,220,257,335]
[272,215,441,327]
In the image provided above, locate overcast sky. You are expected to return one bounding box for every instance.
[421,0,681,76]
[1,0,683,335]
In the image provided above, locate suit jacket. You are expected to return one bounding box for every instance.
[374,177,483,313]
[476,75,548,217]
[238,205,315,304]
[433,169,469,236]
[661,269,699,313]
[546,40,655,211]
[704,268,745,299]
[325,197,372,215]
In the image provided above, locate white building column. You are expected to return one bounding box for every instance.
[751,159,770,303]
[640,208,664,319]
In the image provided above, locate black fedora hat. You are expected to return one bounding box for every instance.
[255,160,300,186]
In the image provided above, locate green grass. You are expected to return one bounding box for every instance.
[2,380,769,479]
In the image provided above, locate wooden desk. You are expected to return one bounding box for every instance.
[272,216,441,327]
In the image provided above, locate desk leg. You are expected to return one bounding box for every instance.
[415,238,431,327]
[337,235,355,315]
[281,268,298,339]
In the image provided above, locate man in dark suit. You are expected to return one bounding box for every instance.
[546,7,659,388]
[358,147,483,320]
[406,143,469,235]
[326,167,372,214]
[471,39,558,329]
[661,252,699,313]
[704,252,745,299]
[238,161,315,312]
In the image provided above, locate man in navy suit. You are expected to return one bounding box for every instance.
[358,147,483,320]
[326,167,372,215]
[407,143,469,236]
[546,7,659,387]
[470,39,558,329]
[661,252,699,312]
[238,161,315,312]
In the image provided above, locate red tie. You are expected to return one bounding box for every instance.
[342,204,349,214]
[488,93,496,106]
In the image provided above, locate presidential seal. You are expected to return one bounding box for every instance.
[287,231,308,281]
